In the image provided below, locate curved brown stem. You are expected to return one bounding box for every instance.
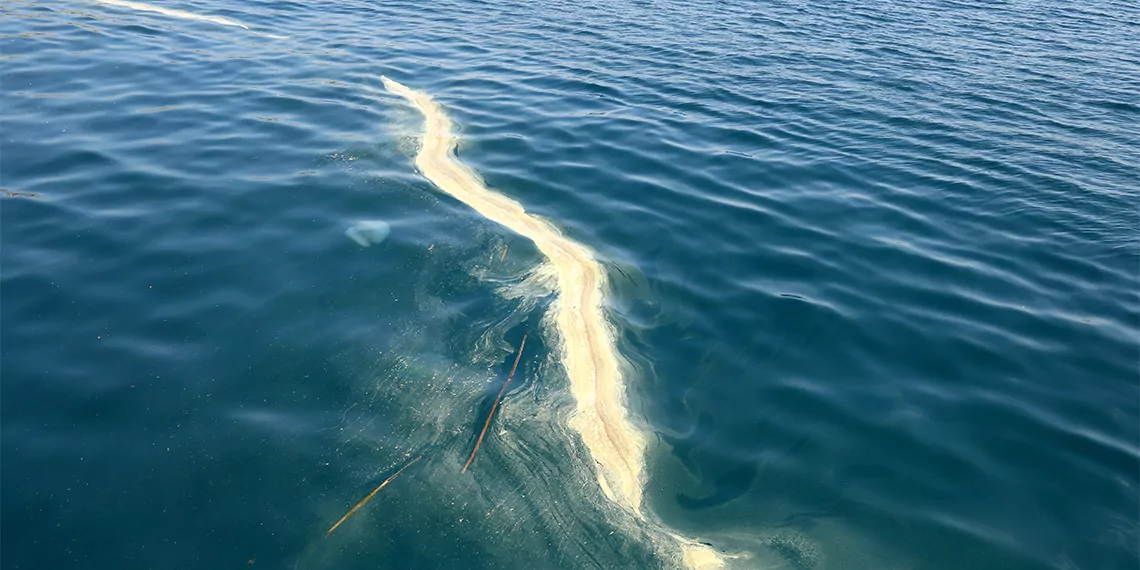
[325,455,422,537]
[462,334,527,473]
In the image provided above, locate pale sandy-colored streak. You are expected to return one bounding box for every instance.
[382,77,725,569]
[96,0,250,30]
[382,76,646,513]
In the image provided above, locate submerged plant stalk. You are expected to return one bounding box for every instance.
[462,334,527,473]
[325,455,422,537]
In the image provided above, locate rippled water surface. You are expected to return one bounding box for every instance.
[3,0,1138,568]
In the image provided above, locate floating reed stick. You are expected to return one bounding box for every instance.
[462,334,527,473]
[325,455,422,537]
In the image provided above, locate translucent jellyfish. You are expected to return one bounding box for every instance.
[345,221,391,247]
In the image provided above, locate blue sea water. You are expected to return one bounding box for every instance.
[2,0,1138,568]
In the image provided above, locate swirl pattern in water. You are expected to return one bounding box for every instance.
[1,0,1137,569]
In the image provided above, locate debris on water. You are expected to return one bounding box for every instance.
[325,455,421,537]
[1,188,39,198]
[462,334,527,473]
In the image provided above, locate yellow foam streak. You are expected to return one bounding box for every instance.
[96,0,250,30]
[382,76,645,511]
[382,77,724,569]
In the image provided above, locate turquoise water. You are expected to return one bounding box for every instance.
[2,0,1138,568]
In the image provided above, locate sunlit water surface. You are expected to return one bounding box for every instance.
[2,0,1138,568]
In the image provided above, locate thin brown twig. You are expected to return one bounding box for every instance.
[325,455,422,537]
[462,334,527,473]
[500,246,508,262]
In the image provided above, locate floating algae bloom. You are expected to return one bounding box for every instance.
[91,0,286,38]
[768,531,822,569]
[381,76,725,569]
[95,0,251,29]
